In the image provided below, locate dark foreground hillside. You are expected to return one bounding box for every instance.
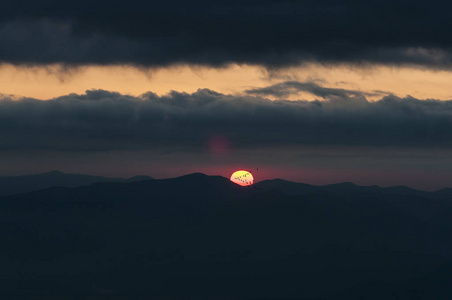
[0,173,451,299]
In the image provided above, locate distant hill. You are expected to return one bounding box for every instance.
[256,178,427,197]
[256,178,452,220]
[0,170,153,196]
[0,173,451,299]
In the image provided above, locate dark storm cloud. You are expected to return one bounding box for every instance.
[245,81,380,98]
[1,87,452,151]
[2,0,452,68]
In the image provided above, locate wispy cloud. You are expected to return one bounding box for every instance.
[245,81,381,98]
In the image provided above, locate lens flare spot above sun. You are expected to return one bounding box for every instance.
[230,170,254,186]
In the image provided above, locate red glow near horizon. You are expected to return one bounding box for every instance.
[230,170,254,186]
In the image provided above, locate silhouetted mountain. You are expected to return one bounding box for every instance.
[256,178,427,197]
[0,170,153,196]
[123,175,154,182]
[0,173,451,299]
[257,178,452,220]
[255,178,317,195]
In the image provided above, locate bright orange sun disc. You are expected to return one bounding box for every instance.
[230,170,254,186]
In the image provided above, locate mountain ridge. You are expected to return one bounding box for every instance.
[2,170,451,198]
[0,172,451,298]
[0,170,153,196]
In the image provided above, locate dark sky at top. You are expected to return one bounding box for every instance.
[2,0,452,68]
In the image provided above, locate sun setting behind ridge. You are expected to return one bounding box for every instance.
[230,170,254,186]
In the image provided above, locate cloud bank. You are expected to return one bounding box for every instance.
[1,86,452,151]
[1,1,452,68]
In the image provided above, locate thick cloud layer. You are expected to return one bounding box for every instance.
[1,87,452,151]
[2,1,452,68]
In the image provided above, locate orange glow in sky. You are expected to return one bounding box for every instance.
[230,170,254,186]
[3,63,452,101]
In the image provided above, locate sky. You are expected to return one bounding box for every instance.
[2,0,452,190]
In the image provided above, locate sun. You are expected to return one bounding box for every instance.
[230,170,254,186]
